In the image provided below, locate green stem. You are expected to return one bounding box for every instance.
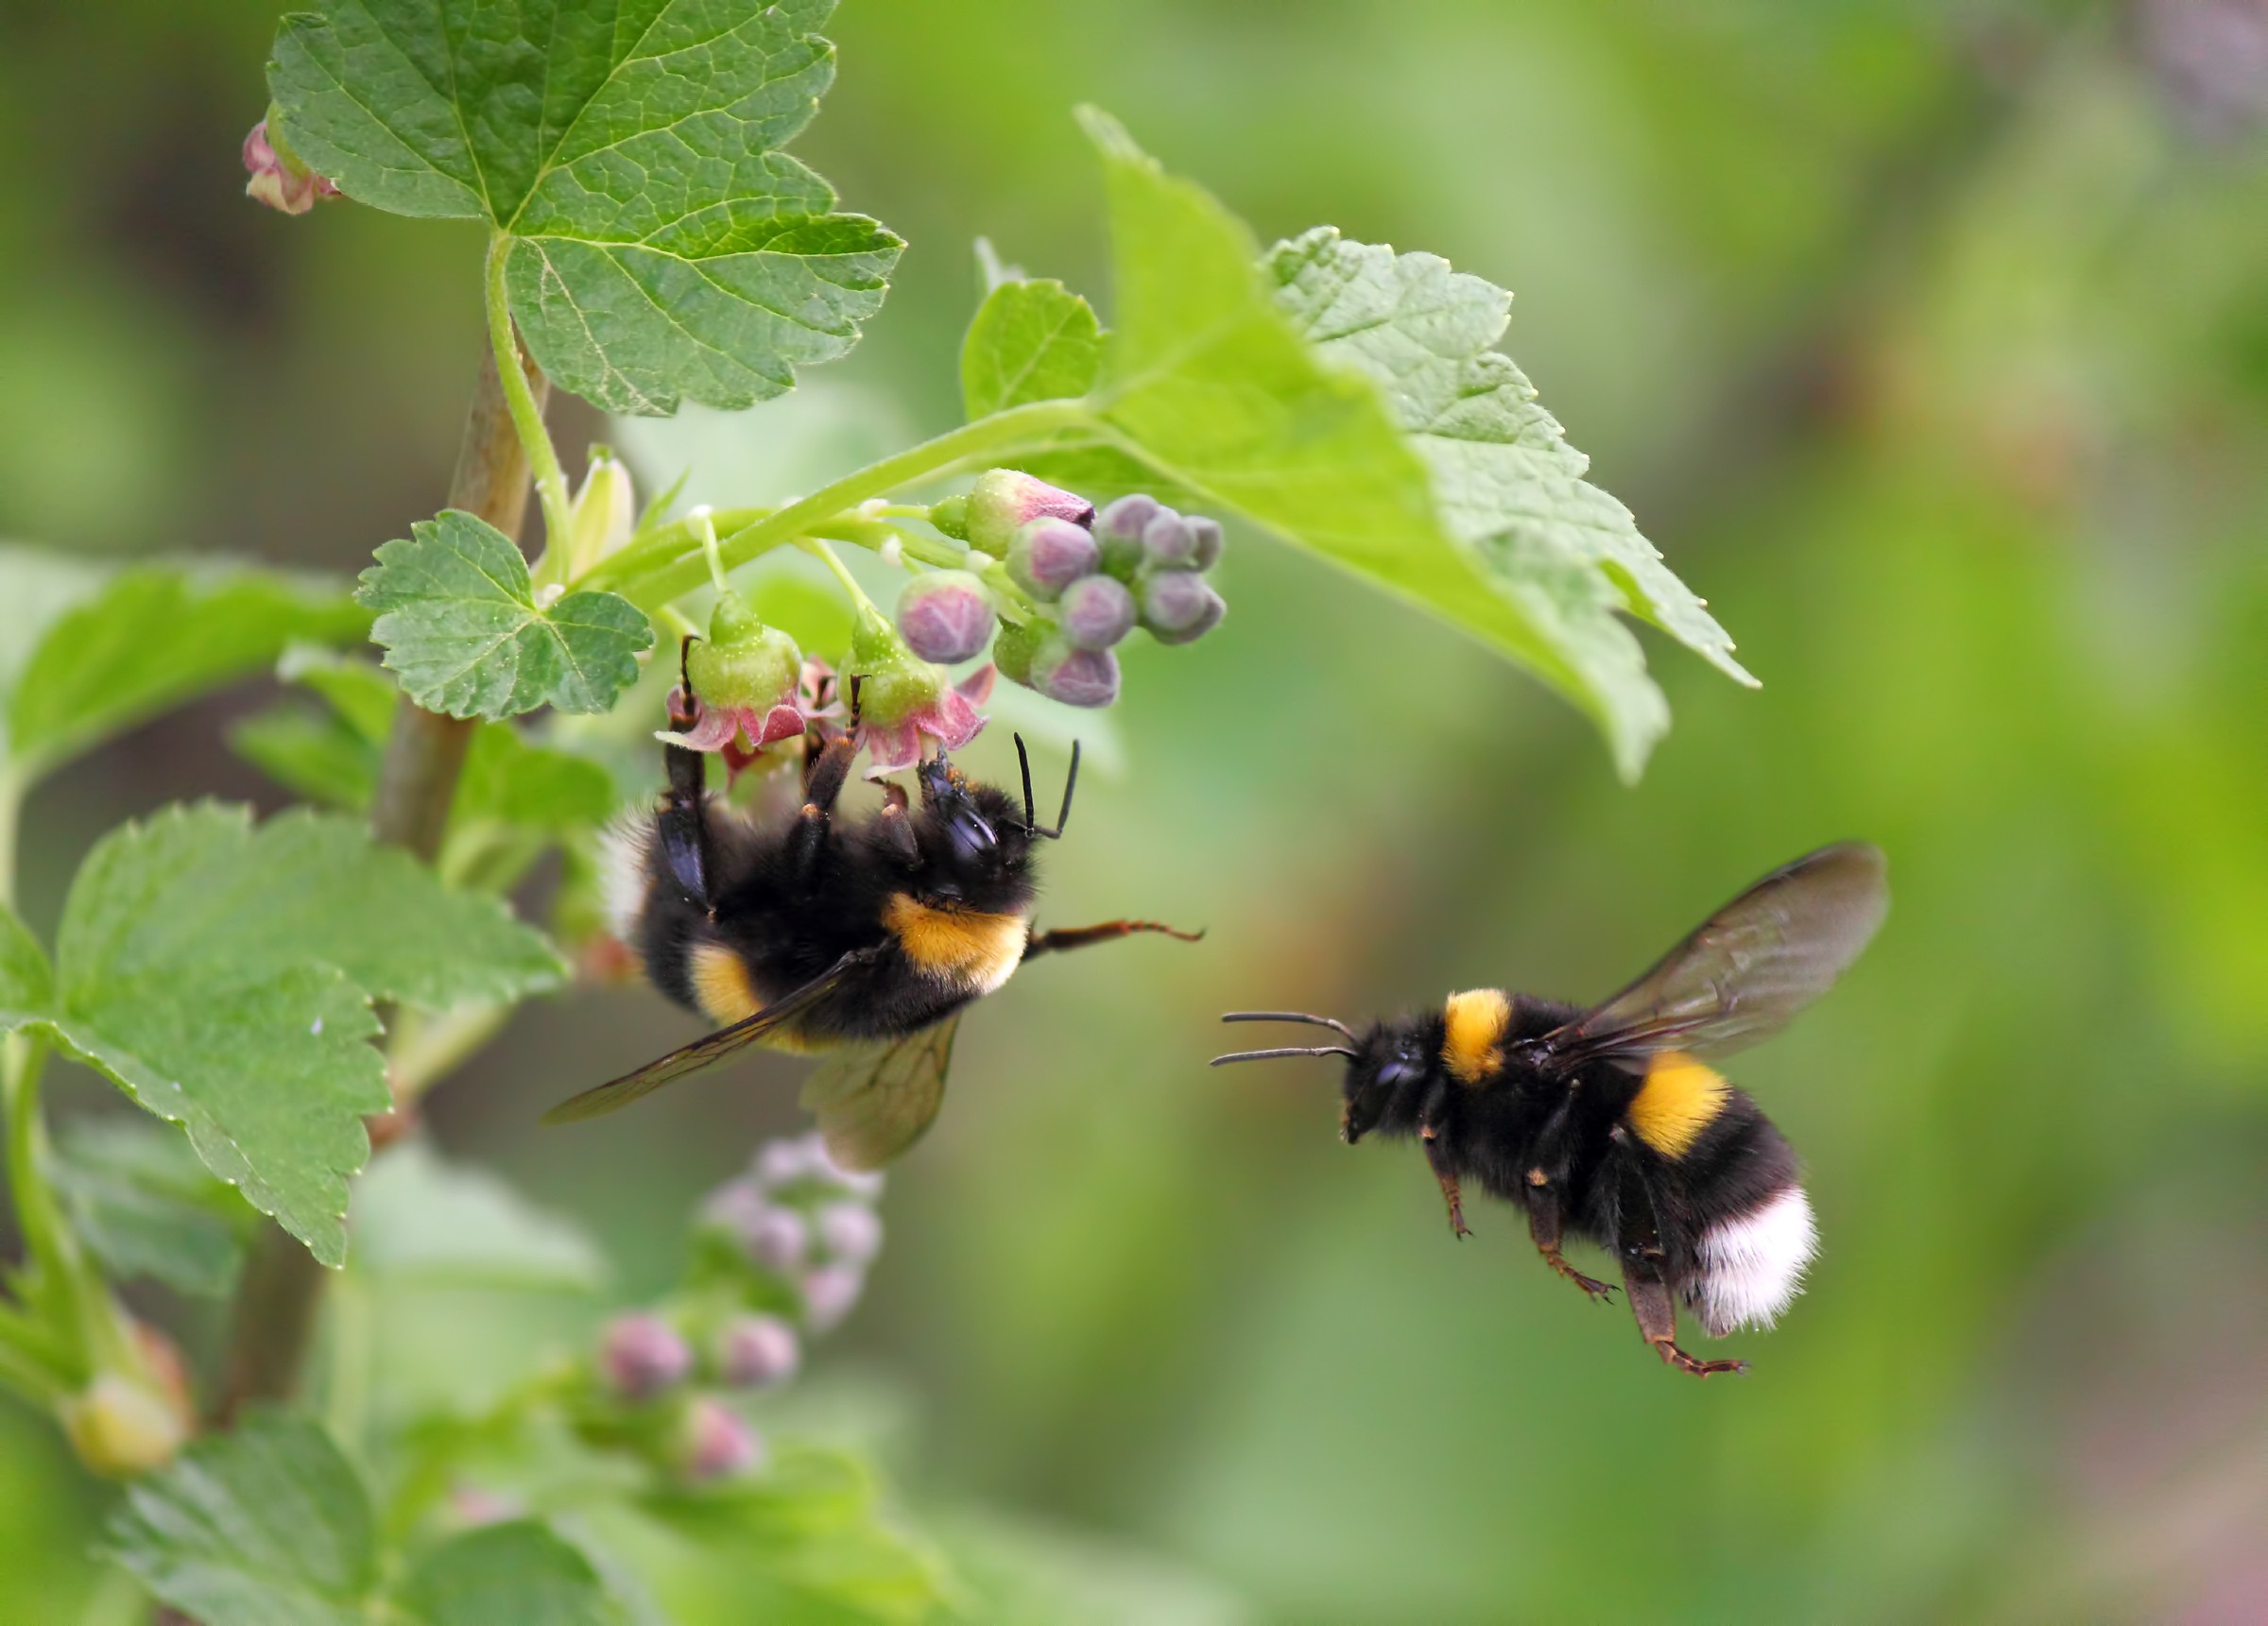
[693,507,730,596]
[485,231,574,558]
[799,538,886,626]
[581,400,1091,608]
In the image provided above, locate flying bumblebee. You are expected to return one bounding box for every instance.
[545,647,1196,1164]
[1213,844,1887,1377]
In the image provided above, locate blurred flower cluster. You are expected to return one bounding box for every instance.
[560,1133,885,1488]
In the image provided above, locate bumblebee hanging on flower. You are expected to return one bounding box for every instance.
[547,472,1220,1165]
[1213,845,1888,1377]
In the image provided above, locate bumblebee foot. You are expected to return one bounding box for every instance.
[1653,1339,1747,1378]
[1541,1247,1619,1304]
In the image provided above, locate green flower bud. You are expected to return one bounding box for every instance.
[60,1374,191,1478]
[562,445,636,578]
[671,593,806,757]
[992,617,1044,685]
[929,495,970,539]
[965,470,1093,554]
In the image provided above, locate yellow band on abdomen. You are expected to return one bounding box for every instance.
[1626,1052,1730,1158]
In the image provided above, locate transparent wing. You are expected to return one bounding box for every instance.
[541,950,872,1125]
[1538,843,1888,1073]
[799,1014,963,1172]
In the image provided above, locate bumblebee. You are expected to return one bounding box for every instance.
[1213,844,1887,1377]
[545,651,1196,1164]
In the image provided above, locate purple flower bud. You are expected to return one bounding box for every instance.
[1141,511,1198,568]
[807,1140,887,1201]
[601,1314,692,1400]
[678,1397,764,1482]
[242,117,340,215]
[816,1202,884,1267]
[1028,638,1122,709]
[742,1206,811,1275]
[965,471,1093,554]
[714,1314,801,1388]
[1006,518,1100,600]
[701,1176,769,1234]
[800,1265,866,1333]
[895,571,996,664]
[1185,515,1225,570]
[1093,494,1160,546]
[753,1137,816,1188]
[1139,572,1227,644]
[1057,574,1136,651]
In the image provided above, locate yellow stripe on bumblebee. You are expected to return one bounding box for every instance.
[1441,988,1513,1085]
[1626,1051,1731,1157]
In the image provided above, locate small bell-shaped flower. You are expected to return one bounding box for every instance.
[660,592,812,763]
[242,116,340,215]
[844,613,993,779]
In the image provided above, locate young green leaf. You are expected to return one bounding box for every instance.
[53,1118,259,1299]
[268,0,901,414]
[1069,111,1705,777]
[1267,228,1754,690]
[351,1142,607,1292]
[103,1412,379,1626]
[0,901,52,1015]
[229,704,378,812]
[358,511,653,720]
[0,552,366,782]
[0,805,562,1264]
[963,280,1103,419]
[400,1521,628,1626]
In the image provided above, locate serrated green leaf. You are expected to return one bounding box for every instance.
[0,900,53,1013]
[1266,227,1754,691]
[53,1117,259,1298]
[1070,111,1691,778]
[352,1141,606,1292]
[0,551,366,780]
[456,726,617,834]
[269,0,900,415]
[962,280,1103,419]
[358,511,653,720]
[4,805,561,1264]
[401,1520,628,1626]
[102,1412,378,1626]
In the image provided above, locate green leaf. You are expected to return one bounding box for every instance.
[1069,111,1715,778]
[401,1521,628,1626]
[229,705,379,811]
[0,805,561,1264]
[456,726,617,835]
[0,551,366,781]
[268,0,901,415]
[102,1412,379,1626]
[0,900,53,1014]
[358,511,653,720]
[1265,227,1754,690]
[53,1117,259,1299]
[352,1142,607,1292]
[962,280,1103,419]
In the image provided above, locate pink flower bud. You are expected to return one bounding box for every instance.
[1057,574,1136,651]
[1141,511,1197,568]
[753,1136,819,1188]
[242,117,340,215]
[816,1202,884,1267]
[806,1139,887,1201]
[601,1314,693,1399]
[800,1265,866,1333]
[1028,638,1122,709]
[1094,494,1160,545]
[1006,518,1101,600]
[715,1314,801,1388]
[1139,572,1227,643]
[965,471,1093,554]
[742,1205,811,1275]
[895,571,997,663]
[1186,515,1225,570]
[678,1397,764,1482]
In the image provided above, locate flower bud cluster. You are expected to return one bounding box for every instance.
[576,1133,885,1488]
[950,473,1227,709]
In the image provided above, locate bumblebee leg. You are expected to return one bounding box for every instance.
[657,661,713,909]
[1615,1158,1745,1378]
[1022,920,1203,959]
[1524,1187,1618,1303]
[787,733,860,879]
[1420,1130,1471,1240]
[873,781,919,865]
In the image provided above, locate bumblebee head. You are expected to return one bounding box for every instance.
[1214,1009,1433,1143]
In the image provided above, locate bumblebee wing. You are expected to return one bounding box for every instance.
[799,1014,963,1172]
[541,949,872,1125]
[1542,843,1887,1072]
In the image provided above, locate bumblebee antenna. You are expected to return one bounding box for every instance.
[1016,736,1080,839]
[1221,1010,1356,1041]
[1211,1046,1357,1066]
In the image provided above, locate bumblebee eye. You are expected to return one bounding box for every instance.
[1374,1057,1418,1089]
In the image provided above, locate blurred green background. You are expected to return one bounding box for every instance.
[5,0,2268,1620]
